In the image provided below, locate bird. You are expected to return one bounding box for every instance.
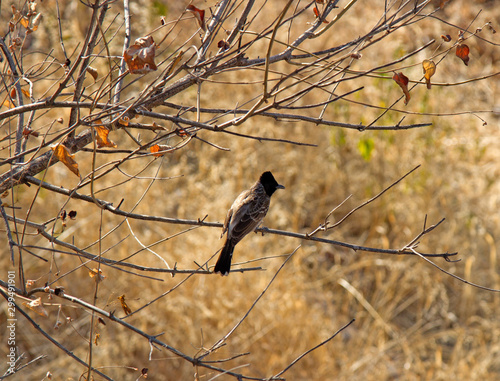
[214,171,285,276]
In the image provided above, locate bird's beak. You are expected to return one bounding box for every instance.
[277,184,285,190]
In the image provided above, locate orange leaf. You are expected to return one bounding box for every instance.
[118,295,132,315]
[422,59,436,90]
[150,144,163,157]
[313,7,328,23]
[123,36,157,74]
[150,144,171,157]
[94,123,117,148]
[392,72,411,105]
[441,34,451,42]
[2,97,15,109]
[118,116,130,126]
[89,268,106,282]
[51,144,80,177]
[187,5,206,31]
[456,44,470,66]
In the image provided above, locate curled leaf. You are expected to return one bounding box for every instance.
[94,121,117,148]
[51,144,80,177]
[123,36,157,74]
[392,72,411,105]
[186,5,206,31]
[86,66,98,82]
[422,59,436,89]
[441,34,451,42]
[456,44,470,66]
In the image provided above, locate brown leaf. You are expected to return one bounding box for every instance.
[51,144,80,177]
[23,297,48,317]
[186,5,206,31]
[392,72,411,105]
[217,40,230,50]
[422,59,436,89]
[118,295,132,315]
[86,66,98,82]
[94,122,117,148]
[441,34,451,42]
[123,36,158,74]
[456,44,470,66]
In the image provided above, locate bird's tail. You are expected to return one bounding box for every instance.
[214,239,235,276]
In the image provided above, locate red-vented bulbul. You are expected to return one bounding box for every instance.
[214,171,285,276]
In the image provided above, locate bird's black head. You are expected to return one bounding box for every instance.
[260,171,285,196]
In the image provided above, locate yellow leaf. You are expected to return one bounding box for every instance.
[51,144,80,177]
[89,268,106,282]
[422,60,436,90]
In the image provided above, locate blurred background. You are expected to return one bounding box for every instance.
[1,0,499,379]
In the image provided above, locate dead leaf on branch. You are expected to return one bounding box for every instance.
[94,121,117,148]
[23,297,48,317]
[89,268,106,282]
[123,36,158,74]
[118,295,132,315]
[422,59,436,89]
[456,44,470,66]
[392,72,411,105]
[150,144,172,157]
[186,5,206,31]
[51,144,80,177]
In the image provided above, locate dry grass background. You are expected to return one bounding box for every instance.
[1,0,500,380]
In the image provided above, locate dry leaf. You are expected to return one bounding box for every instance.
[89,268,106,282]
[118,295,132,315]
[23,297,48,317]
[118,116,130,126]
[186,5,206,31]
[51,144,80,177]
[150,144,171,157]
[392,72,411,105]
[94,123,117,148]
[456,44,470,66]
[2,97,15,109]
[86,66,98,82]
[124,36,158,74]
[31,13,43,31]
[313,7,328,23]
[217,40,230,50]
[422,59,436,89]
[441,34,451,42]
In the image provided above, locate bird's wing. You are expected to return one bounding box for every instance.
[227,191,270,244]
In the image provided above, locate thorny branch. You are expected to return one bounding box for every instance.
[0,0,497,379]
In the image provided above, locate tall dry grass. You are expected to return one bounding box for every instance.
[1,0,499,380]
